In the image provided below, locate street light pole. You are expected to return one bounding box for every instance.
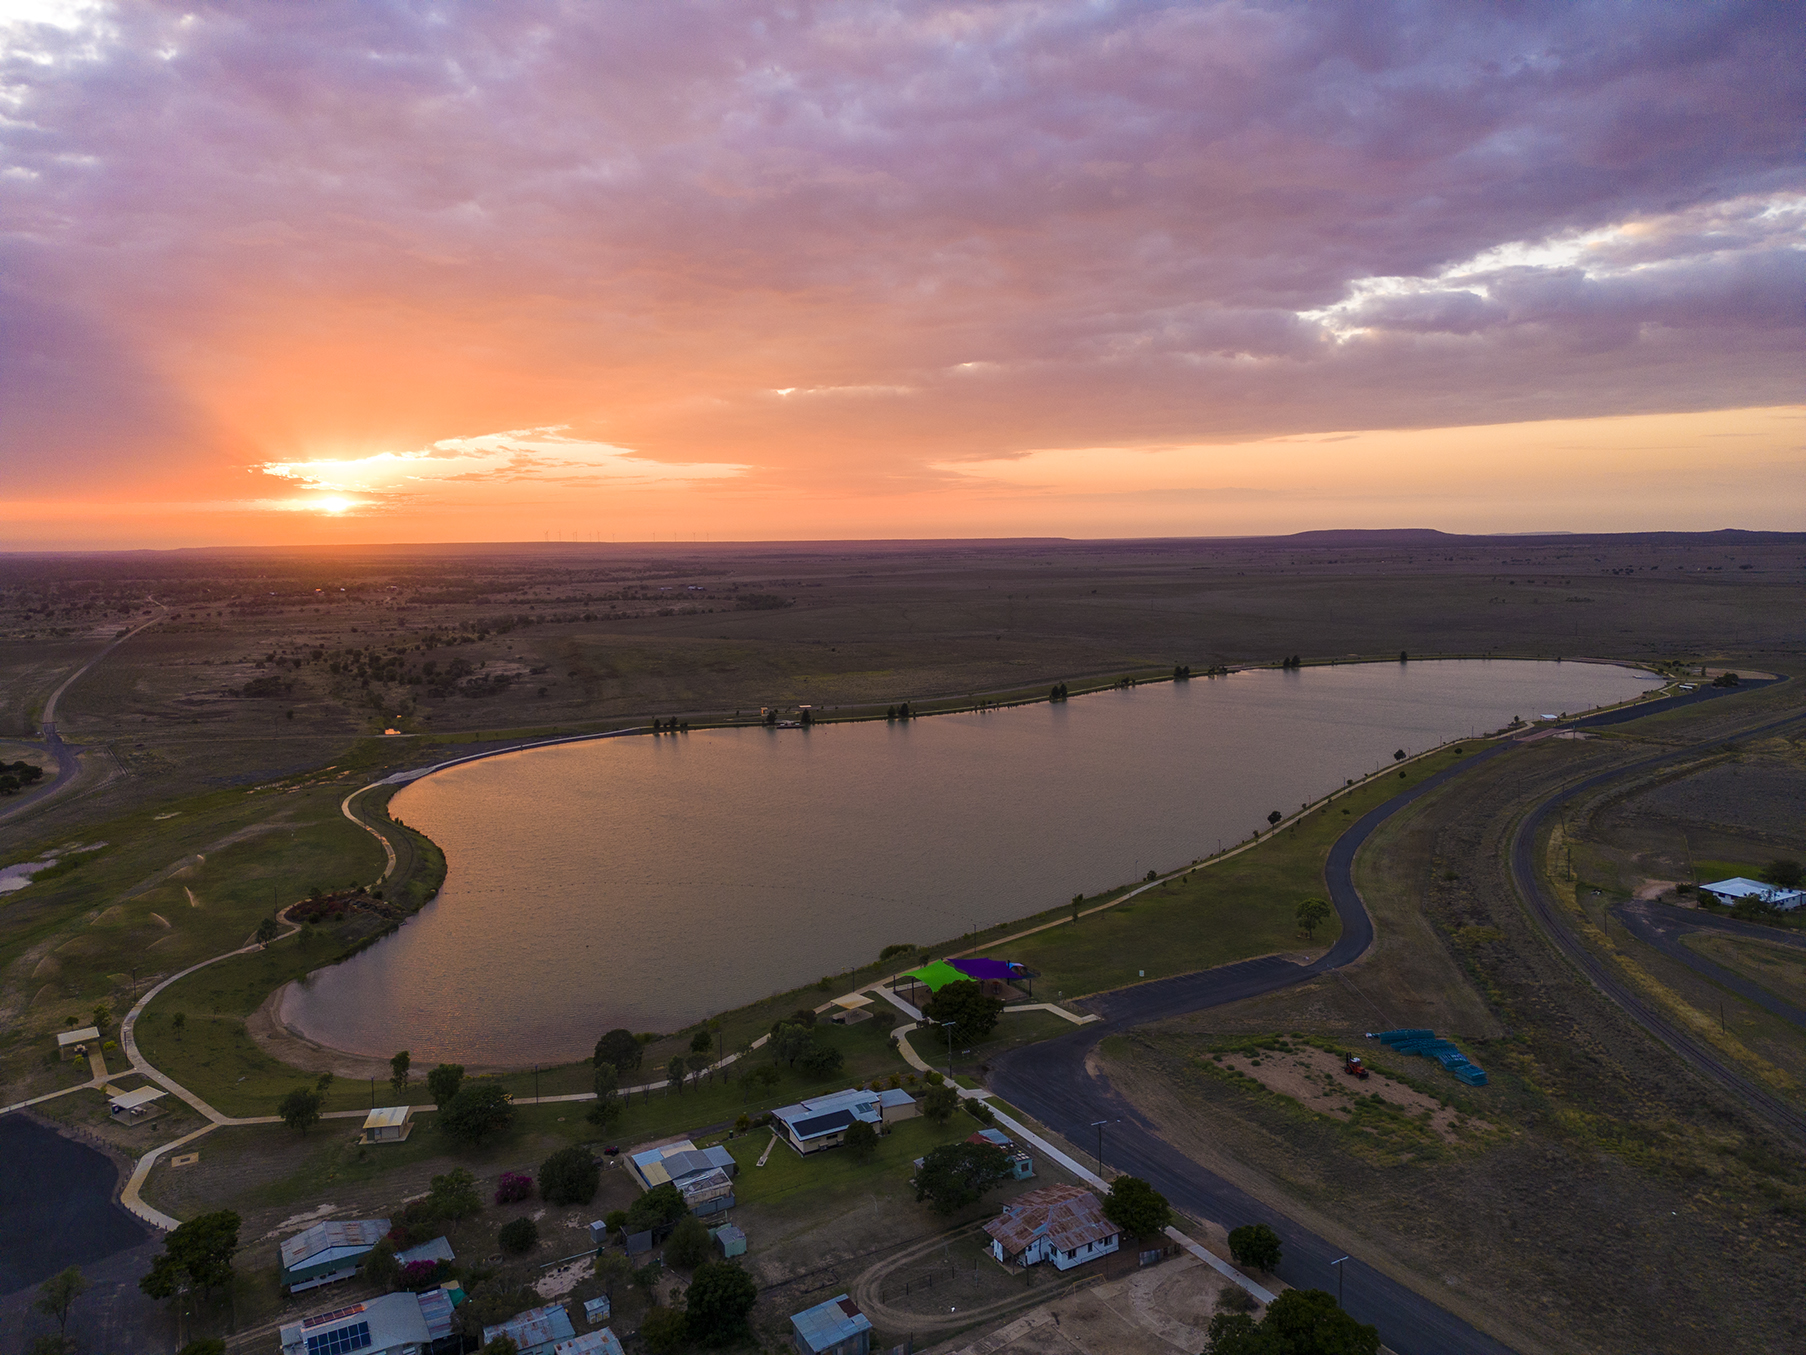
[1331,1255,1350,1308]
[1089,1119,1118,1177]
[940,1022,956,1082]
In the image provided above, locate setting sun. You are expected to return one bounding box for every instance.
[316,496,354,515]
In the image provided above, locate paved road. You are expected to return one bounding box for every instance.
[1612,900,1806,1032]
[991,677,1788,1355]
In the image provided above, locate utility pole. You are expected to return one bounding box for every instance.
[1089,1118,1119,1177]
[940,1022,957,1082]
[1331,1255,1350,1307]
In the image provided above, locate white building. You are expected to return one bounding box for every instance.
[1701,877,1806,911]
[983,1184,1120,1271]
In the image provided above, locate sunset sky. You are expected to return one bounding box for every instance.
[3,1,1801,548]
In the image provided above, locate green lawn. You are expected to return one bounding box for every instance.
[993,744,1483,998]
[728,1112,980,1210]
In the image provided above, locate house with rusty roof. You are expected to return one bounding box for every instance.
[982,1184,1119,1271]
[483,1302,576,1355]
[280,1218,391,1293]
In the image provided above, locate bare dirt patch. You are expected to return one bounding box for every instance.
[1213,1044,1481,1144]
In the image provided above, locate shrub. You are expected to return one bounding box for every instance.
[494,1171,533,1205]
[1227,1223,1282,1272]
[498,1217,538,1255]
[665,1213,711,1269]
[539,1145,600,1206]
[685,1260,758,1346]
[641,1305,687,1354]
[400,1259,446,1291]
[844,1119,878,1161]
[426,1168,483,1221]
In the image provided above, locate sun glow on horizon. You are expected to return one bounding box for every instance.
[316,496,354,514]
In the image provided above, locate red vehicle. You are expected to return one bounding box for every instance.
[1343,1054,1369,1080]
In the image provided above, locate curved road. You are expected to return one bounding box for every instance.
[991,677,1791,1355]
[1612,900,1806,1032]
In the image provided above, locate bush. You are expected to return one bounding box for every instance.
[665,1213,711,1269]
[797,1039,845,1078]
[624,1183,686,1235]
[914,1142,1010,1214]
[641,1305,688,1354]
[494,1171,533,1205]
[498,1217,538,1255]
[685,1261,758,1346]
[400,1259,447,1290]
[427,1168,483,1221]
[538,1145,600,1206]
[438,1082,515,1146]
[922,1084,960,1126]
[922,980,1004,1043]
[1102,1176,1171,1238]
[844,1119,878,1161]
[362,1239,398,1289]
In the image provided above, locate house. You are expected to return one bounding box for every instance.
[56,1026,100,1060]
[554,1331,625,1355]
[360,1106,416,1144]
[279,1288,458,1355]
[789,1293,873,1355]
[968,1127,1034,1179]
[626,1138,739,1192]
[1700,877,1806,911]
[983,1184,1120,1271]
[771,1089,887,1154]
[482,1303,576,1355]
[280,1219,391,1293]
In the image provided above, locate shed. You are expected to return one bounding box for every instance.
[483,1303,576,1355]
[582,1295,612,1324]
[107,1086,167,1118]
[711,1224,747,1258]
[281,1218,391,1293]
[56,1026,100,1059]
[360,1105,416,1144]
[789,1293,873,1355]
[555,1331,625,1355]
[877,1088,918,1123]
[968,1127,1033,1179]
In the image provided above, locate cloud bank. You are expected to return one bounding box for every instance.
[2,1,1801,540]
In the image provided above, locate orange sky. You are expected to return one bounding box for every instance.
[3,3,1802,548]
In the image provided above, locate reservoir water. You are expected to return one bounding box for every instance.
[283,660,1659,1064]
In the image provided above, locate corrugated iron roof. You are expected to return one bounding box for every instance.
[790,1293,873,1354]
[280,1219,390,1269]
[983,1184,1117,1258]
[484,1302,576,1350]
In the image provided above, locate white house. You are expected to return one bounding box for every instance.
[1701,877,1806,911]
[983,1184,1120,1271]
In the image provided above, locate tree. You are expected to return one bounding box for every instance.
[1762,858,1803,889]
[797,1039,844,1078]
[1103,1177,1171,1238]
[539,1145,600,1205]
[594,1028,643,1074]
[690,1029,714,1054]
[438,1081,514,1146]
[1394,747,1407,761]
[686,1260,758,1346]
[256,916,280,943]
[34,1267,87,1337]
[686,1051,711,1083]
[1227,1223,1282,1272]
[278,1085,323,1135]
[140,1210,240,1300]
[1267,810,1282,826]
[768,1021,814,1067]
[845,1118,878,1161]
[389,1049,411,1097]
[481,1338,520,1355]
[175,1342,228,1355]
[667,1054,687,1092]
[1295,897,1333,941]
[172,1012,186,1037]
[921,1083,960,1126]
[426,1167,483,1220]
[362,1238,399,1289]
[641,1305,688,1355]
[594,1250,634,1300]
[427,1062,465,1108]
[740,1063,781,1101]
[922,980,1004,1044]
[498,1217,538,1254]
[914,1141,1011,1213]
[1204,1288,1379,1355]
[588,1060,621,1129]
[623,1183,687,1234]
[666,1213,711,1269]
[316,1071,334,1093]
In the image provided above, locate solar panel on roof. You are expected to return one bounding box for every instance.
[302,1304,366,1329]
[304,1320,371,1355]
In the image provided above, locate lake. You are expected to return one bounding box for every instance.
[282,660,1659,1064]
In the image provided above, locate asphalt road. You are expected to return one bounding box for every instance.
[0,1116,146,1296]
[990,678,1788,1355]
[1612,900,1806,1032]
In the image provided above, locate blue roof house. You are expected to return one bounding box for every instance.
[790,1293,874,1355]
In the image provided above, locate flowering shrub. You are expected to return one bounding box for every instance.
[494,1171,533,1205]
[400,1259,447,1291]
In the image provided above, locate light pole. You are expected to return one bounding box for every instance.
[1089,1119,1119,1177]
[1330,1255,1350,1308]
[939,1022,956,1081]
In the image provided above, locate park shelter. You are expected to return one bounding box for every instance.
[789,1294,874,1355]
[554,1331,625,1355]
[1701,877,1806,911]
[949,958,1037,996]
[279,1288,457,1355]
[900,960,967,991]
[280,1218,391,1293]
[984,1184,1119,1271]
[56,1026,99,1059]
[828,993,874,1025]
[360,1105,416,1144]
[483,1303,576,1355]
[107,1085,167,1117]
